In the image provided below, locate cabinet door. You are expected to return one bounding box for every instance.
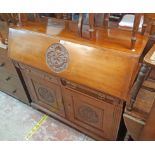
[23,71,65,117]
[63,88,122,140]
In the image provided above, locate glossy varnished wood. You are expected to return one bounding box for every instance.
[8,20,148,100]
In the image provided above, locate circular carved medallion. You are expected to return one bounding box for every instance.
[38,87,55,103]
[46,43,69,73]
[78,106,99,123]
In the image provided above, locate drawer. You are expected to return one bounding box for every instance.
[0,80,29,103]
[61,78,120,105]
[0,56,17,75]
[0,71,20,88]
[18,62,60,85]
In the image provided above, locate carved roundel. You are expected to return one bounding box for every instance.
[46,43,69,73]
[38,87,55,103]
[78,106,99,124]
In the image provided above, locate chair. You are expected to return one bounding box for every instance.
[124,44,155,140]
[138,46,155,140]
[77,13,144,50]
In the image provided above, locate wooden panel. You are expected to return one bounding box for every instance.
[22,70,65,117]
[18,63,60,85]
[62,87,123,140]
[8,27,143,100]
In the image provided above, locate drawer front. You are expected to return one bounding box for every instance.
[18,63,60,85]
[0,80,29,103]
[61,78,120,104]
[0,55,17,75]
[0,71,20,88]
[22,70,65,117]
[62,87,123,140]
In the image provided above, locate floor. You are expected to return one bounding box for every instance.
[0,91,94,141]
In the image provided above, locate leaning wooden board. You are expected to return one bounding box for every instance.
[8,19,148,140]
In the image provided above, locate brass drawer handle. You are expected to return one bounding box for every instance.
[12,89,17,94]
[0,62,5,67]
[98,93,106,100]
[61,79,67,86]
[6,76,12,81]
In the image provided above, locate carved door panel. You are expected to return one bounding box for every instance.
[23,71,65,117]
[62,88,122,140]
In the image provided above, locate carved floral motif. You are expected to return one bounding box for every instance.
[78,105,99,123]
[46,43,69,73]
[38,87,55,103]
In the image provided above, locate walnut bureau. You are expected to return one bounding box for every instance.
[8,19,148,140]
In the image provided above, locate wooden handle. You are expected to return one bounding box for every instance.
[6,76,11,81]
[12,89,17,94]
[0,62,5,67]
[131,14,142,51]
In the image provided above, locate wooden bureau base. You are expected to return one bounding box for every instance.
[18,62,123,140]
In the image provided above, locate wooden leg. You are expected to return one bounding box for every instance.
[141,14,148,35]
[127,63,151,111]
[131,14,142,51]
[103,13,110,28]
[89,13,95,39]
[142,23,147,35]
[78,13,83,37]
